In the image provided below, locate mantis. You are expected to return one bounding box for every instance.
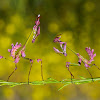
[53,34,100,82]
[0,14,44,84]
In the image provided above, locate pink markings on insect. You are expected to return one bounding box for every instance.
[14,56,20,64]
[8,43,26,64]
[21,51,26,58]
[53,47,63,54]
[53,35,67,57]
[66,62,70,68]
[35,14,40,26]
[59,42,67,57]
[30,59,33,63]
[37,26,40,36]
[37,59,42,62]
[0,55,3,59]
[76,47,96,68]
[32,39,35,43]
[53,35,61,43]
[85,47,96,63]
[8,42,22,59]
[35,19,40,26]
[32,14,40,43]
[78,57,82,65]
[33,25,37,32]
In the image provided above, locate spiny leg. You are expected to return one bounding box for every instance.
[23,57,44,83]
[40,60,44,81]
[22,57,33,84]
[86,68,94,82]
[23,57,30,61]
[67,67,74,83]
[7,64,17,81]
[92,64,100,70]
[28,61,33,84]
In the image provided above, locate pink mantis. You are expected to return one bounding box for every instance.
[0,14,44,84]
[53,34,100,82]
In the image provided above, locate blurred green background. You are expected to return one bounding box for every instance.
[0,0,100,100]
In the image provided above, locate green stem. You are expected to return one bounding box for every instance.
[0,77,100,88]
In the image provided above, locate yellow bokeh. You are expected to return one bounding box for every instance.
[6,24,16,35]
[32,87,51,100]
[0,19,5,30]
[61,31,73,42]
[3,88,14,100]
[48,22,59,33]
[10,14,24,28]
[84,2,95,12]
[0,36,11,48]
[45,52,62,64]
[24,28,32,38]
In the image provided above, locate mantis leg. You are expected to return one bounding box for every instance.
[7,64,17,81]
[28,61,33,84]
[40,60,44,81]
[86,68,94,82]
[23,57,44,83]
[92,64,100,70]
[66,62,80,83]
[37,59,44,81]
[86,64,100,82]
[67,67,74,83]
[23,57,33,84]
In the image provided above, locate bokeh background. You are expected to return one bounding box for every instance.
[0,0,100,100]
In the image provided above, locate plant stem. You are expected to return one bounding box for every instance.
[0,77,100,88]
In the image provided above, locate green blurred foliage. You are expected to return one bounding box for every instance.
[0,0,100,100]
